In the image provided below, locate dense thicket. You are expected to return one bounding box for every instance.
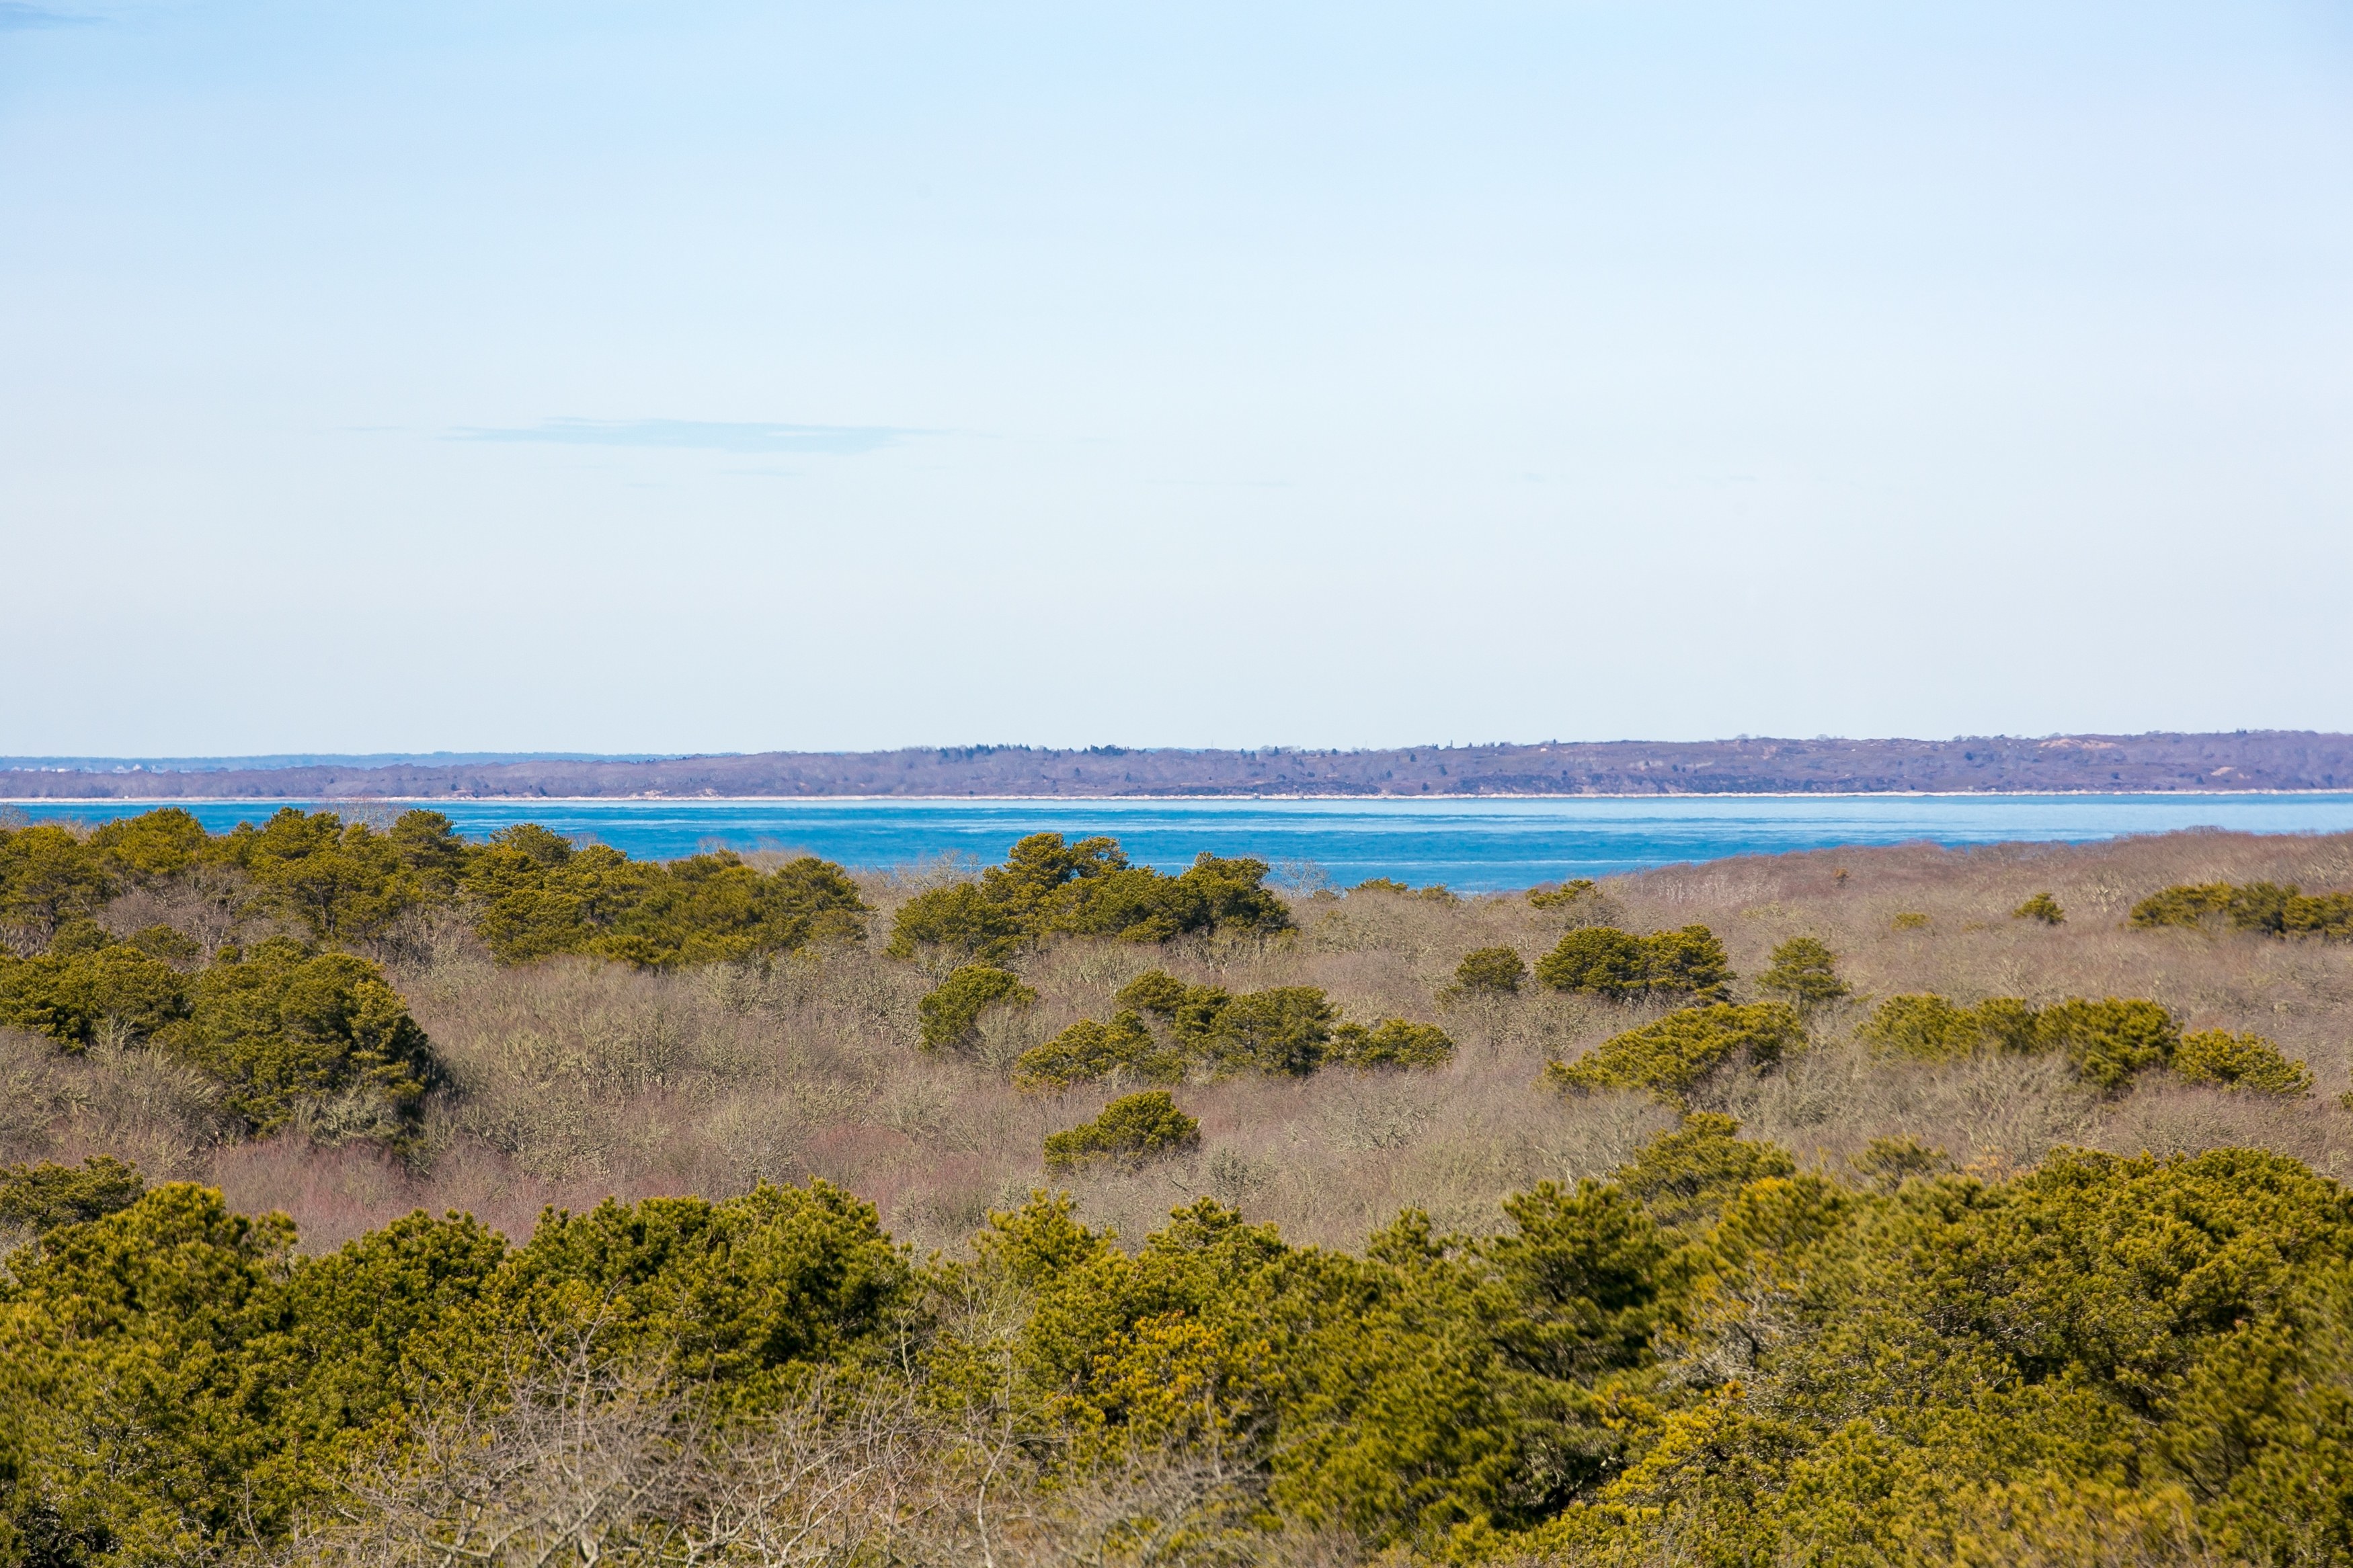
[887,833,1290,958]
[3,1127,2349,1565]
[0,809,871,1149]
[1009,968,1455,1089]
[0,808,869,967]
[2130,878,2353,938]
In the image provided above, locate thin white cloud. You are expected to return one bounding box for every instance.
[0,3,95,26]
[452,418,926,456]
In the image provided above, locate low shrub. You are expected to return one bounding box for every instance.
[1023,969,1449,1085]
[1012,1012,1183,1091]
[171,938,439,1137]
[1859,994,2038,1061]
[1041,1091,1201,1169]
[2130,879,2353,939]
[2012,891,2065,925]
[2172,1029,2313,1096]
[1326,1019,1456,1068]
[887,834,1289,959]
[1195,987,1338,1077]
[1527,878,1600,911]
[0,940,191,1048]
[1351,877,1458,904]
[1545,1002,1804,1102]
[1534,925,1731,1003]
[0,1155,145,1233]
[1755,936,1848,1009]
[1850,1135,1948,1190]
[916,963,1037,1053]
[1859,993,2178,1091]
[1614,1112,1796,1226]
[1449,946,1527,996]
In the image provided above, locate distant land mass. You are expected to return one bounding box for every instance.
[4,732,2351,800]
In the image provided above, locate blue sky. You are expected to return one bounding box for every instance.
[4,1,2350,755]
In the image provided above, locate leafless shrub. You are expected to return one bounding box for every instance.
[9,829,2344,1264]
[288,1317,1279,1568]
[0,1028,235,1180]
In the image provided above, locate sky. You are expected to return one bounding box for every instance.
[3,1,2350,757]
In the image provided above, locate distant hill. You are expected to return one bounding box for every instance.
[4,733,2350,799]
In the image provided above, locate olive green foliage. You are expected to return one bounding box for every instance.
[2173,1028,2313,1096]
[915,962,1037,1052]
[462,825,868,968]
[0,936,191,1048]
[171,938,438,1136]
[2131,878,2353,938]
[1042,1090,1201,1169]
[0,919,436,1142]
[1016,969,1452,1087]
[0,808,867,975]
[1545,1002,1804,1102]
[0,824,121,940]
[1891,909,1931,930]
[1526,877,1601,911]
[1753,936,1848,1009]
[1326,1019,1456,1068]
[0,1157,144,1233]
[1533,924,1732,1003]
[1613,1112,1795,1227]
[7,1126,2353,1564]
[1449,945,1527,996]
[0,1178,908,1566]
[1011,1011,1183,1090]
[1860,992,2182,1090]
[2012,890,2065,924]
[1850,1134,1948,1190]
[886,833,1289,960]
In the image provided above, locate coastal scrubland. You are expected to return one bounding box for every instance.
[3,807,2353,1565]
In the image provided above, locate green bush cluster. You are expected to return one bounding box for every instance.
[1351,876,1460,904]
[1858,993,2200,1091]
[0,1179,909,1565]
[1533,923,1732,1003]
[1752,935,1847,1009]
[886,833,1289,960]
[1544,1002,1804,1102]
[13,1130,2351,1565]
[0,928,438,1139]
[914,962,1038,1052]
[1013,969,1453,1089]
[0,1157,145,1235]
[1447,945,1527,997]
[1041,1090,1201,1169]
[0,808,870,971]
[2130,878,2353,938]
[2012,890,2065,924]
[2173,1028,2313,1096]
[1526,876,1601,911]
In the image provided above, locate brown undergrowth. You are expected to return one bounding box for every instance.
[3,827,2349,1253]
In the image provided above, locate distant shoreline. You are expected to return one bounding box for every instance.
[13,788,2353,806]
[7,733,2350,800]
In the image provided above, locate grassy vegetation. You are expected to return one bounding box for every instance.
[4,809,2353,1563]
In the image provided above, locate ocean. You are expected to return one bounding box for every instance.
[13,793,2353,891]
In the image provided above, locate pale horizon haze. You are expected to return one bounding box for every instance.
[4,1,2350,755]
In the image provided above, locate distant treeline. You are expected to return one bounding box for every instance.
[7,729,2353,798]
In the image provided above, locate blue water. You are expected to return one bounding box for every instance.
[13,794,2353,891]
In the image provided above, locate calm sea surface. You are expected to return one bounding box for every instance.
[15,794,2353,891]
